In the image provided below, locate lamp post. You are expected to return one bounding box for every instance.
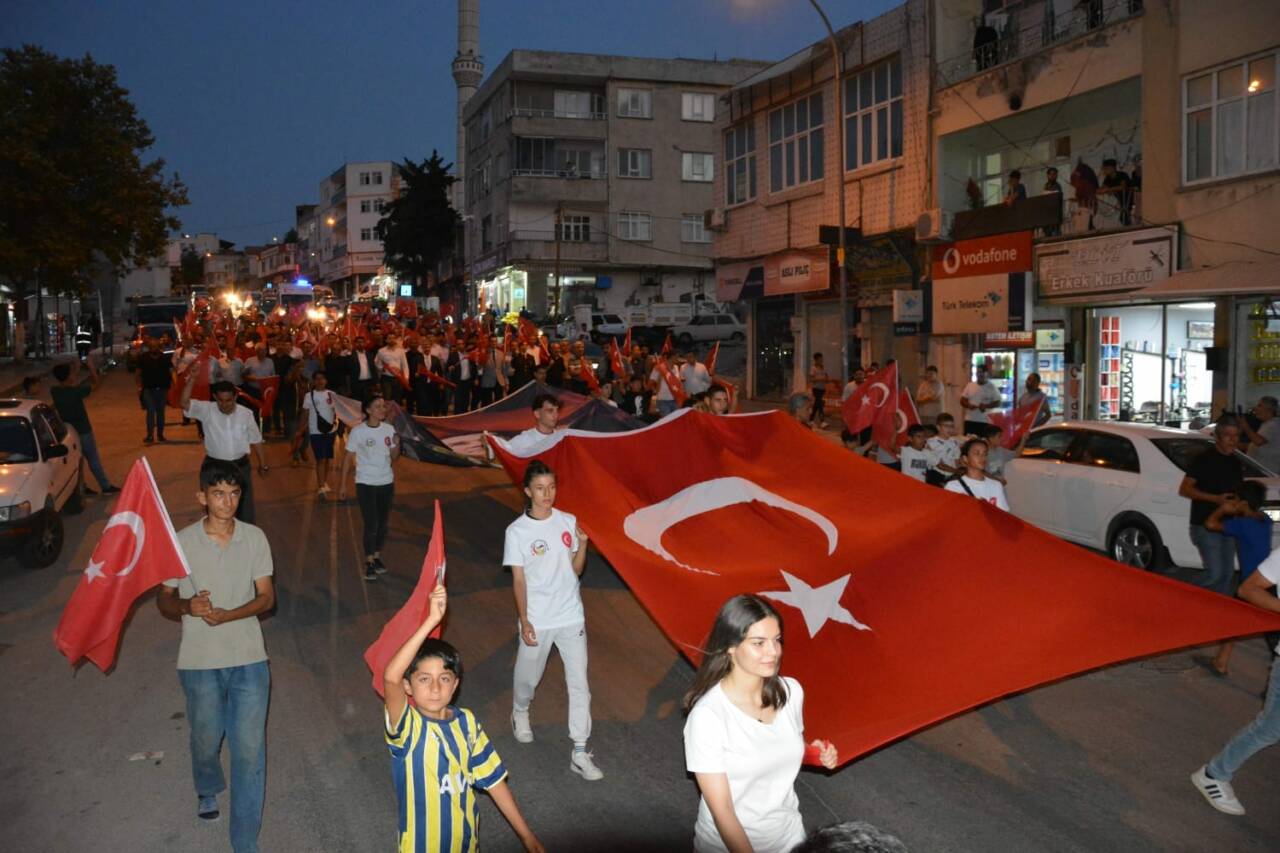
[808,0,851,386]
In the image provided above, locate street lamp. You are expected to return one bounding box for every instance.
[808,0,851,386]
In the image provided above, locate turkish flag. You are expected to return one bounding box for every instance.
[873,388,920,448]
[256,376,280,419]
[660,332,673,357]
[364,501,447,698]
[416,365,457,389]
[705,341,720,376]
[578,358,601,393]
[989,398,1045,449]
[385,364,413,392]
[609,337,626,378]
[488,412,1280,764]
[167,346,213,409]
[53,458,192,671]
[622,327,632,355]
[842,362,897,435]
[655,359,687,406]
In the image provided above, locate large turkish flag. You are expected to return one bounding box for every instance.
[842,362,897,435]
[490,411,1280,764]
[53,458,191,671]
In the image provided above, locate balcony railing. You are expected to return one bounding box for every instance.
[510,229,606,244]
[511,107,606,121]
[510,168,605,180]
[937,0,1143,88]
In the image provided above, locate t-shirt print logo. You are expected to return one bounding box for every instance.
[384,436,392,446]
[561,531,573,548]
[531,540,548,557]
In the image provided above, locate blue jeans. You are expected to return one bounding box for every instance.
[1189,524,1237,595]
[178,661,270,853]
[79,430,112,491]
[657,399,677,417]
[143,387,168,438]
[1207,655,1280,781]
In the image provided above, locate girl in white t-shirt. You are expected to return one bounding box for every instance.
[944,437,1010,511]
[682,595,837,853]
[338,396,400,581]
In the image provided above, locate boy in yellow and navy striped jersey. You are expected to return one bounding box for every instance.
[383,586,544,853]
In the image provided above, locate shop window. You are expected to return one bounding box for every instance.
[1091,304,1214,426]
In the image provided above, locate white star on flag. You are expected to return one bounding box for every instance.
[84,559,107,583]
[760,571,871,638]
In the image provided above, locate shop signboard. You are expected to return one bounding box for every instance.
[931,231,1033,280]
[984,331,1035,348]
[1036,227,1176,299]
[716,251,830,301]
[892,289,924,323]
[930,274,1009,334]
[1035,328,1065,350]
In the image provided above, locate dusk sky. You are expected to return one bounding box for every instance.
[7,0,897,249]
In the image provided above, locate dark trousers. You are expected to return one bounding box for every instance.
[452,379,473,413]
[412,379,432,416]
[352,378,375,405]
[356,482,394,557]
[809,388,826,423]
[143,387,169,438]
[207,454,255,524]
[474,383,499,409]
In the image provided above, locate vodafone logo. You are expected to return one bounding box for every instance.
[942,247,962,276]
[932,232,1032,279]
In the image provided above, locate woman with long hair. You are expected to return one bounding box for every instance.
[683,595,837,852]
[338,395,400,582]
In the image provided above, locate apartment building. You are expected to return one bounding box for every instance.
[203,248,248,290]
[246,242,300,290]
[295,204,321,283]
[712,0,930,398]
[316,161,399,298]
[462,50,768,319]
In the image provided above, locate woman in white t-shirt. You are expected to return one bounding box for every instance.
[338,395,400,582]
[943,437,1010,511]
[682,595,837,853]
[298,370,339,500]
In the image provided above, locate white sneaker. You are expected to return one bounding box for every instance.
[570,750,604,781]
[511,709,533,743]
[1191,766,1245,815]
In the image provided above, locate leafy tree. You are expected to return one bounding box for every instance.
[282,228,299,244]
[0,45,188,355]
[171,246,204,290]
[374,152,459,289]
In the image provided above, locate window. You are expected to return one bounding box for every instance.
[682,152,714,182]
[618,148,653,179]
[560,215,591,242]
[682,92,715,122]
[373,198,386,212]
[31,410,55,450]
[844,56,903,170]
[516,137,556,172]
[555,90,592,118]
[481,215,492,252]
[360,200,371,213]
[1022,428,1078,460]
[768,92,825,192]
[617,88,652,118]
[37,405,67,442]
[724,123,758,205]
[1184,50,1278,182]
[360,227,374,241]
[1066,433,1141,473]
[681,214,711,243]
[373,172,383,185]
[560,146,604,177]
[617,212,652,241]
[359,171,371,186]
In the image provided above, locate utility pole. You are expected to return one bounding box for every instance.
[553,203,563,318]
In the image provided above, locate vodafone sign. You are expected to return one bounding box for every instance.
[931,231,1033,280]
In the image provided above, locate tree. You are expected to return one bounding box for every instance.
[374,152,459,289]
[170,247,204,291]
[0,45,188,357]
[282,228,299,244]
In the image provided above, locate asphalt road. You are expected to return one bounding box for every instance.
[1,367,1277,853]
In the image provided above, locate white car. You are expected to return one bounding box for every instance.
[672,314,746,345]
[0,399,84,568]
[1004,421,1280,571]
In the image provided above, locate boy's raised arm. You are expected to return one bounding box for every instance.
[383,585,447,727]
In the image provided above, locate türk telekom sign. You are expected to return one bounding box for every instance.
[931,231,1033,280]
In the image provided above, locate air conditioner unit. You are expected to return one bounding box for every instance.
[704,207,727,232]
[914,208,954,243]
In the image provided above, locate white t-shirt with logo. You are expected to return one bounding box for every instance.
[301,388,337,435]
[345,422,396,486]
[926,436,960,474]
[961,381,1002,424]
[502,508,583,631]
[945,475,1009,511]
[683,677,806,853]
[899,446,931,482]
[506,426,559,456]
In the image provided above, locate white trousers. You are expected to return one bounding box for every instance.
[512,622,592,745]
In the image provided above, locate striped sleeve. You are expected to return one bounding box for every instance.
[466,716,508,790]
[385,704,416,758]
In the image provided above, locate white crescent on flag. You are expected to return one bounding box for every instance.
[83,511,146,582]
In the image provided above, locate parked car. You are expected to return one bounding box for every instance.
[671,314,746,346]
[0,399,84,568]
[1003,421,1280,572]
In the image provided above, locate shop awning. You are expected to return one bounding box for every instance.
[1043,257,1280,305]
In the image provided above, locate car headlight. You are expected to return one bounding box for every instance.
[0,501,32,522]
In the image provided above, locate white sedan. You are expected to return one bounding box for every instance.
[0,399,84,568]
[1004,421,1280,571]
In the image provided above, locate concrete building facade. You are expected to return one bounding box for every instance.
[712,0,931,398]
[316,161,399,298]
[462,50,768,320]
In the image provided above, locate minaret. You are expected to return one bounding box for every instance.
[452,0,483,212]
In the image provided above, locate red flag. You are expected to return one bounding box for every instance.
[488,411,1280,765]
[238,376,279,419]
[578,358,601,393]
[416,365,457,389]
[989,398,1045,449]
[609,337,626,378]
[623,327,632,355]
[705,341,720,376]
[394,297,419,319]
[872,387,920,448]
[364,501,447,697]
[53,458,192,670]
[386,363,413,392]
[343,312,355,340]
[660,332,673,357]
[167,347,212,409]
[537,335,552,366]
[842,362,898,435]
[654,359,687,406]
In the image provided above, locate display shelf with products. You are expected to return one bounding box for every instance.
[1098,315,1121,419]
[1247,300,1280,383]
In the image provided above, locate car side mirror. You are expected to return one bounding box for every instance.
[44,444,69,460]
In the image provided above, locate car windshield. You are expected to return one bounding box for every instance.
[0,416,38,463]
[1151,437,1276,477]
[602,314,623,324]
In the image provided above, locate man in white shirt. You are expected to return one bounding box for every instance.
[1241,396,1280,474]
[182,374,269,523]
[961,365,1003,438]
[680,351,712,396]
[375,334,410,405]
[506,394,562,456]
[649,352,680,417]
